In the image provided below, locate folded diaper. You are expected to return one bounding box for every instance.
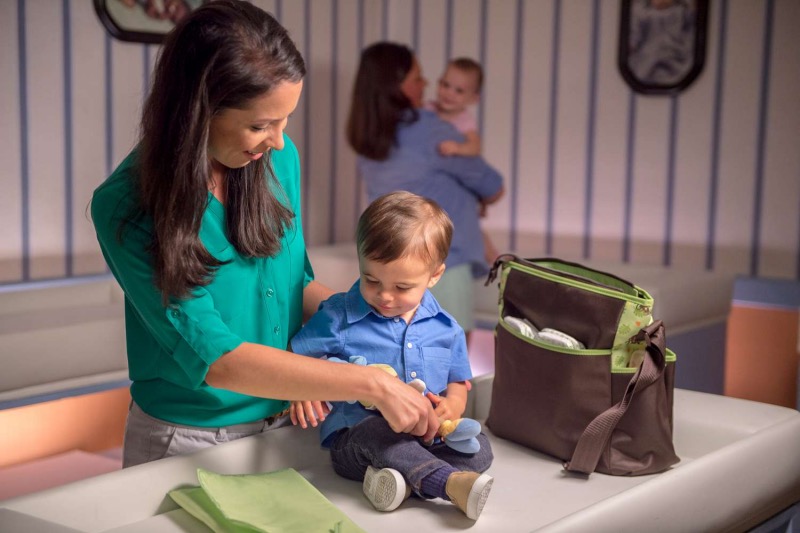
[503,316,539,339]
[537,328,586,350]
[504,316,586,350]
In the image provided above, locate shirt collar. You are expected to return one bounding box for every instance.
[344,280,448,325]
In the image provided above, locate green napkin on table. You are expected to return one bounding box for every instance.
[169,467,365,533]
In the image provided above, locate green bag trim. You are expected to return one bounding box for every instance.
[611,348,678,374]
[508,261,654,306]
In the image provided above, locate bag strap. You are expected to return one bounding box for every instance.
[485,254,521,286]
[563,320,667,475]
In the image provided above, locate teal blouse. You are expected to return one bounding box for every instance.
[91,135,313,427]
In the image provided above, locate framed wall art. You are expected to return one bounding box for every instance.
[618,0,710,95]
[94,0,205,44]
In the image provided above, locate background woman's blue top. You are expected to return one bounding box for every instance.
[357,110,504,278]
[290,280,471,447]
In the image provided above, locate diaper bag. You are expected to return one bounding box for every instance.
[485,256,679,476]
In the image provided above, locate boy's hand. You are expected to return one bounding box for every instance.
[426,381,469,421]
[426,392,464,422]
[290,400,330,429]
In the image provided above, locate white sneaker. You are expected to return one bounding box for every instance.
[363,466,411,512]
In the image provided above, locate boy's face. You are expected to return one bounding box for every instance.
[436,66,480,114]
[358,254,445,323]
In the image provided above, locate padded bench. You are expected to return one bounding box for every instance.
[0,276,129,410]
[2,373,798,532]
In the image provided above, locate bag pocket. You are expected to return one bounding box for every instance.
[487,320,613,461]
[500,265,627,349]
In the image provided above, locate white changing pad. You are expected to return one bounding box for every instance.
[2,377,798,532]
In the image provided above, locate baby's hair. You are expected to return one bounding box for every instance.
[357,191,453,271]
[449,57,484,92]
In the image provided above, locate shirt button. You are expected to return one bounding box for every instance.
[411,371,417,378]
[274,326,281,334]
[393,317,400,322]
[407,342,413,349]
[171,309,180,318]
[266,288,274,297]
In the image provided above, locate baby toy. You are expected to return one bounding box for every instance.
[330,355,482,454]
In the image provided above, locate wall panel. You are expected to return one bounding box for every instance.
[71,0,109,276]
[26,1,67,279]
[1,0,799,287]
[551,1,593,259]
[759,0,800,278]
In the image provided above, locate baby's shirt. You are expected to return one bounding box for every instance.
[290,280,472,447]
[425,101,477,135]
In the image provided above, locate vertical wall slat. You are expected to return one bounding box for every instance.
[623,92,636,263]
[582,0,600,260]
[663,96,679,266]
[72,0,110,276]
[18,0,30,281]
[63,0,74,277]
[749,0,775,277]
[589,0,627,263]
[552,1,594,260]
[714,0,764,276]
[544,0,561,255]
[706,0,729,271]
[760,0,800,279]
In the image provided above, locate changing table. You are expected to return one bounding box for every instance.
[2,374,799,532]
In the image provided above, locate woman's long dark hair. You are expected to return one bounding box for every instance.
[137,0,305,303]
[346,42,418,161]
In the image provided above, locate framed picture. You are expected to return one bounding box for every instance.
[618,0,710,95]
[94,0,205,44]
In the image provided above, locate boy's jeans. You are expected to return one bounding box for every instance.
[329,415,494,498]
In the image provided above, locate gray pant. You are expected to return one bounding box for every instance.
[123,402,291,468]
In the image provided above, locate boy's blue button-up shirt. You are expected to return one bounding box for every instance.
[290,280,472,446]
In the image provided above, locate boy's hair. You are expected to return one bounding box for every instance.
[357,191,453,270]
[449,57,484,92]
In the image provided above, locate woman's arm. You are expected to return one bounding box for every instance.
[303,280,335,321]
[206,342,439,439]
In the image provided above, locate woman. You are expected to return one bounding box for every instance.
[346,42,504,336]
[92,1,436,467]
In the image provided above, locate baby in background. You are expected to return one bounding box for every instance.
[427,57,499,265]
[426,57,483,157]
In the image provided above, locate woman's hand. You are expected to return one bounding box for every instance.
[289,400,330,429]
[368,367,440,442]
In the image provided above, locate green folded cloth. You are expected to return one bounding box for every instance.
[169,467,365,533]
